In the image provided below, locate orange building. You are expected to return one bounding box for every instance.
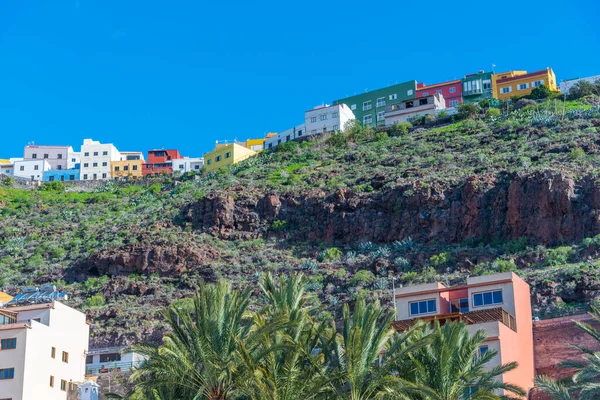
[494,68,557,100]
[393,272,534,398]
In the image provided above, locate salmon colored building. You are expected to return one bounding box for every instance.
[393,272,534,398]
[416,79,463,108]
[143,149,182,177]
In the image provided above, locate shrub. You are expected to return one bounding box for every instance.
[374,132,388,141]
[301,260,319,271]
[545,246,574,266]
[394,256,411,271]
[148,183,161,195]
[84,294,106,308]
[354,183,374,193]
[486,108,501,119]
[39,181,65,192]
[568,147,586,161]
[514,98,537,110]
[389,122,412,136]
[271,220,288,232]
[430,252,451,267]
[350,269,375,286]
[457,102,480,119]
[318,247,343,262]
[528,84,553,100]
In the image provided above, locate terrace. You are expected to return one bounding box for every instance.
[392,307,517,332]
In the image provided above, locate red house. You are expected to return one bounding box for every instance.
[143,149,182,176]
[416,79,462,108]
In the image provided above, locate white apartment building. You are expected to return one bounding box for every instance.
[0,298,89,400]
[13,159,52,181]
[80,139,120,180]
[384,93,446,126]
[23,145,78,170]
[265,104,356,151]
[560,74,600,95]
[172,157,204,175]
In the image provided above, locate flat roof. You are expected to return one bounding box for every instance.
[417,79,461,90]
[496,69,550,84]
[3,303,54,312]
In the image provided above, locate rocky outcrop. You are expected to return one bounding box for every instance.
[73,244,217,278]
[181,172,600,246]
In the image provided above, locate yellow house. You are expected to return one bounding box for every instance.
[494,68,557,100]
[0,291,13,304]
[111,151,145,180]
[203,143,257,173]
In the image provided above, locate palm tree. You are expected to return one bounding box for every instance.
[322,298,428,400]
[535,306,600,399]
[127,280,253,399]
[394,320,525,400]
[236,272,333,400]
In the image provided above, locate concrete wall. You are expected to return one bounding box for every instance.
[560,75,600,94]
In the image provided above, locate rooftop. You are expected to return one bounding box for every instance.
[496,68,552,84]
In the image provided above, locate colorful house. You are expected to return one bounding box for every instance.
[494,68,557,100]
[462,71,494,103]
[111,151,145,180]
[393,272,534,398]
[416,79,462,108]
[143,149,181,177]
[384,93,446,125]
[43,168,80,182]
[333,80,418,127]
[203,143,257,173]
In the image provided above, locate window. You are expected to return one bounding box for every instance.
[421,92,429,97]
[409,299,437,316]
[376,97,386,107]
[268,143,273,149]
[532,80,544,88]
[483,79,492,90]
[479,345,489,357]
[389,93,397,100]
[207,159,212,165]
[43,153,49,159]
[449,100,459,107]
[1,338,16,350]
[60,176,65,182]
[298,129,303,135]
[133,165,138,170]
[62,351,69,363]
[377,111,385,121]
[84,152,89,156]
[34,165,39,171]
[216,156,222,162]
[69,175,75,180]
[449,87,456,93]
[83,174,88,179]
[124,166,129,171]
[102,173,107,179]
[363,115,373,125]
[114,166,120,172]
[405,101,414,108]
[473,290,503,307]
[350,104,356,110]
[225,152,231,159]
[363,100,372,111]
[286,135,291,141]
[99,353,121,363]
[333,124,339,130]
[102,162,107,167]
[57,165,62,170]
[322,127,327,133]
[83,163,88,167]
[419,98,428,106]
[332,112,338,118]
[20,166,24,171]
[49,176,55,182]
[103,151,108,156]
[517,83,529,90]
[93,152,98,156]
[311,116,317,123]
[32,153,37,158]
[320,114,327,121]
[436,90,442,95]
[58,154,63,159]
[451,298,469,313]
[0,368,14,380]
[407,89,413,96]
[61,379,67,391]
[194,165,200,169]
[500,87,512,94]
[92,162,98,167]
[311,129,317,134]
[50,375,54,387]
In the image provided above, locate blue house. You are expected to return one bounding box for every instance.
[43,166,80,182]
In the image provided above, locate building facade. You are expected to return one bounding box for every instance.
[265,124,306,150]
[85,346,146,375]
[13,159,51,181]
[203,143,256,173]
[80,139,120,181]
[43,168,80,182]
[172,157,204,175]
[0,300,89,400]
[143,149,181,177]
[384,94,446,125]
[393,272,534,398]
[333,80,418,127]
[494,68,557,100]
[416,80,462,108]
[559,74,600,95]
[23,145,77,170]
[462,71,494,103]
[111,152,145,180]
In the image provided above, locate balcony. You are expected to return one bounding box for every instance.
[392,307,516,332]
[86,360,145,376]
[0,309,17,326]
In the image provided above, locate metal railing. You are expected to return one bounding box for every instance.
[532,303,592,321]
[86,360,145,375]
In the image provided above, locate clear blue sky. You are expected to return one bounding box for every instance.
[1,0,598,158]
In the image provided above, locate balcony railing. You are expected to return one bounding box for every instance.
[392,307,517,332]
[0,310,17,326]
[86,360,145,376]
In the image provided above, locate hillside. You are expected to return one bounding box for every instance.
[2,97,600,346]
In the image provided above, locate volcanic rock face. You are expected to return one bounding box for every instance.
[182,172,600,246]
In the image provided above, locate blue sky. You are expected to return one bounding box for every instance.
[1,0,598,158]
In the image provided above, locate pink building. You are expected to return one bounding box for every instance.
[393,272,534,398]
[416,79,462,108]
[23,145,77,170]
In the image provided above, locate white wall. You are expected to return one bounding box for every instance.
[560,75,600,94]
[80,139,120,180]
[172,157,204,175]
[305,104,355,136]
[265,124,305,150]
[13,160,51,181]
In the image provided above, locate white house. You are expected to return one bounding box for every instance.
[85,346,146,375]
[80,139,120,181]
[13,159,52,181]
[23,145,78,170]
[172,157,204,175]
[305,103,355,136]
[0,295,89,400]
[384,93,446,126]
[560,75,600,95]
[265,124,306,150]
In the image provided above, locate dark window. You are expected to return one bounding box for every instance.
[62,351,69,363]
[58,154,63,159]
[124,166,129,171]
[0,368,14,380]
[103,151,108,156]
[133,165,138,170]
[225,152,231,159]
[49,176,54,182]
[269,144,273,149]
[0,338,16,349]
[298,130,303,136]
[61,379,67,391]
[93,152,98,156]
[473,290,503,307]
[286,135,291,141]
[216,156,222,162]
[84,152,89,156]
[114,166,120,172]
[99,353,121,363]
[69,175,75,180]
[57,165,62,170]
[419,98,428,106]
[405,101,414,108]
[409,299,436,316]
[32,153,37,159]
[60,176,65,181]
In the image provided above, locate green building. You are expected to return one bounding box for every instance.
[333,80,417,127]
[462,71,493,103]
